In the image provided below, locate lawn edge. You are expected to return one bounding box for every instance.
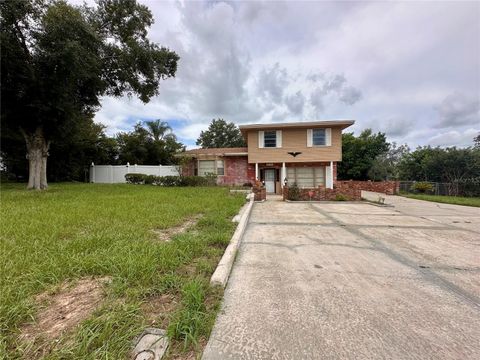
[209,193,254,288]
[401,194,480,208]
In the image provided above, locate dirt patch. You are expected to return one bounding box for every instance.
[19,276,111,357]
[141,293,179,329]
[153,215,203,242]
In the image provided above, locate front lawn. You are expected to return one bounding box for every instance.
[0,183,245,359]
[402,193,480,207]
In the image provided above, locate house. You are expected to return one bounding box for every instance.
[180,120,355,194]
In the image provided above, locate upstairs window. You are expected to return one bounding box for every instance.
[259,130,282,148]
[307,128,331,147]
[264,131,277,147]
[312,129,326,146]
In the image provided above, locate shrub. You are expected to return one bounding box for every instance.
[125,173,146,184]
[144,175,156,185]
[335,193,348,201]
[410,181,434,194]
[243,182,253,187]
[182,176,210,186]
[126,174,218,187]
[287,183,301,201]
[204,173,217,186]
[157,175,183,186]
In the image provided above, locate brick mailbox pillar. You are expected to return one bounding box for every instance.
[253,186,266,201]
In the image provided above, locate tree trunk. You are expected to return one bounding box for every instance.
[22,127,50,190]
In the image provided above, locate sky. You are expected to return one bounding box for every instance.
[74,0,480,149]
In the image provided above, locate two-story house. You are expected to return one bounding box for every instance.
[181,120,355,194]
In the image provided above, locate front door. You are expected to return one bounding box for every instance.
[264,169,275,193]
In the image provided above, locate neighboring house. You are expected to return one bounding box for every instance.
[180,120,355,194]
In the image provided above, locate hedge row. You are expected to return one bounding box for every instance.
[125,173,217,186]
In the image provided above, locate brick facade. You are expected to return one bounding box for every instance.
[218,156,255,186]
[283,180,399,201]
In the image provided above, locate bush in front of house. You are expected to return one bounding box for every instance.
[335,194,348,201]
[125,173,147,184]
[125,174,217,187]
[287,183,301,201]
[410,181,434,194]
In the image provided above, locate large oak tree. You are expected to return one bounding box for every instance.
[1,0,179,189]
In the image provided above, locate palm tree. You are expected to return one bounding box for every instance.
[144,119,172,141]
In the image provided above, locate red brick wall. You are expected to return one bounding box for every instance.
[336,180,400,195]
[283,184,361,201]
[218,156,253,186]
[182,161,195,176]
[283,180,399,201]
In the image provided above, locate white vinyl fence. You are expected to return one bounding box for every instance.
[89,163,180,183]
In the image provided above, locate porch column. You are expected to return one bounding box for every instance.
[281,162,286,188]
[255,163,259,180]
[327,161,334,189]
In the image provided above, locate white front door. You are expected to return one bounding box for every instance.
[265,169,275,193]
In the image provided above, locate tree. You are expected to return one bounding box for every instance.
[117,121,184,165]
[145,119,172,142]
[196,119,246,148]
[368,143,410,181]
[1,0,179,189]
[337,129,389,180]
[474,134,480,149]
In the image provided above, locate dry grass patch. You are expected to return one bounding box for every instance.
[153,214,203,241]
[19,276,111,357]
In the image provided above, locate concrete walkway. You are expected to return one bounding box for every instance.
[203,196,480,359]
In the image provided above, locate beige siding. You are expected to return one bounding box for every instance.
[247,127,342,163]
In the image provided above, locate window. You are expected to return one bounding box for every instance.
[307,128,331,147]
[198,160,215,176]
[286,167,325,188]
[217,160,224,176]
[264,131,277,147]
[312,129,326,146]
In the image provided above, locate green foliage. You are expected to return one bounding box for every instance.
[196,119,246,148]
[0,183,245,358]
[124,174,217,187]
[1,0,179,186]
[410,181,434,194]
[116,121,184,165]
[125,173,146,184]
[338,129,389,180]
[368,143,410,181]
[335,194,348,201]
[398,146,480,185]
[168,280,207,348]
[287,183,301,201]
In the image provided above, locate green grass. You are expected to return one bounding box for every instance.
[402,193,480,207]
[0,183,245,359]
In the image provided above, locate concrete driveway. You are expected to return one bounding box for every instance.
[203,195,480,360]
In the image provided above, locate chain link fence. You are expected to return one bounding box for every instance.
[399,179,480,197]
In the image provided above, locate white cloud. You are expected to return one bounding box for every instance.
[78,0,480,148]
[427,128,479,147]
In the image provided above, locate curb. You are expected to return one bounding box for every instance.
[210,193,254,288]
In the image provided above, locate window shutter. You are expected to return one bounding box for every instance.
[307,129,313,147]
[326,128,332,146]
[276,130,282,148]
[258,131,264,148]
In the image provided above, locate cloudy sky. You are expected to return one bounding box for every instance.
[78,0,480,148]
